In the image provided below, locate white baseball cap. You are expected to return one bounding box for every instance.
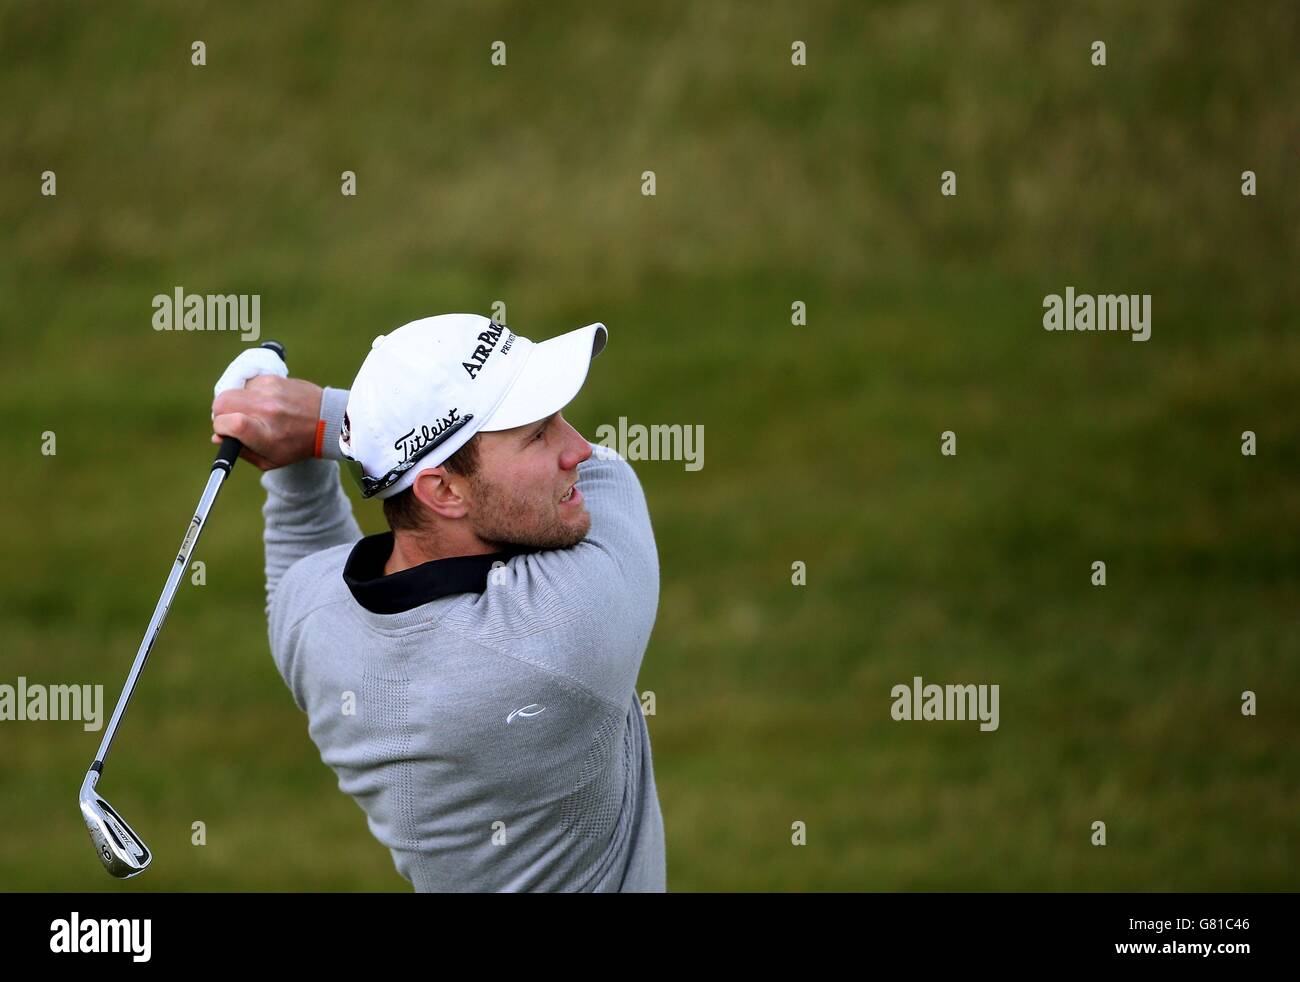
[339,314,608,499]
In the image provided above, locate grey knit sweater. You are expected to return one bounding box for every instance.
[258,389,665,891]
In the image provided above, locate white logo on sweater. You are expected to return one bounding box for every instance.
[506,704,545,724]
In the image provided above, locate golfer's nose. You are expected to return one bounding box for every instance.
[559,417,592,469]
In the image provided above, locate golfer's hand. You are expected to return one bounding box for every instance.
[212,374,323,472]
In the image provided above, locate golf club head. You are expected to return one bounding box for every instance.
[80,770,151,878]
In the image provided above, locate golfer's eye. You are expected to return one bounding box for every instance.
[532,426,546,442]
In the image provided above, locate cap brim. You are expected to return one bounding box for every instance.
[479,323,607,432]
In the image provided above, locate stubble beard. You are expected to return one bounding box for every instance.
[469,472,590,551]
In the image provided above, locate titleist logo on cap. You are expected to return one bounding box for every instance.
[462,321,513,379]
[395,409,464,463]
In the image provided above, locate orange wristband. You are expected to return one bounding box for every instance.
[313,419,327,458]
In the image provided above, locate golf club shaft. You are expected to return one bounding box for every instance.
[90,340,286,773]
[91,466,230,766]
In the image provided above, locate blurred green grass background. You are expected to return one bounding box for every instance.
[1,1,1297,890]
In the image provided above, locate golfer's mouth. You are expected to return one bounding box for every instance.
[560,482,581,506]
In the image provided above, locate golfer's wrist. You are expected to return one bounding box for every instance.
[315,387,350,461]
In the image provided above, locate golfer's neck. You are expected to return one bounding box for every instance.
[384,528,496,576]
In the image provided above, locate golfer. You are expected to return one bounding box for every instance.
[209,314,665,892]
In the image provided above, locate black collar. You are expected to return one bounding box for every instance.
[342,532,524,615]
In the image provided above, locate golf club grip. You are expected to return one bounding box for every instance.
[212,340,287,473]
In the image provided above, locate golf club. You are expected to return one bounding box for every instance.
[80,340,286,878]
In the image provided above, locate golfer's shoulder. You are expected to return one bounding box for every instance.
[286,539,354,582]
[583,441,635,477]
[581,443,653,514]
[273,541,356,622]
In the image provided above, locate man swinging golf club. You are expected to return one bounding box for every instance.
[210,314,665,892]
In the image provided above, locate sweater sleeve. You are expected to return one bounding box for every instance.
[459,441,660,708]
[551,444,661,702]
[260,389,363,613]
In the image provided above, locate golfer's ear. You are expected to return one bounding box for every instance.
[411,467,469,519]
